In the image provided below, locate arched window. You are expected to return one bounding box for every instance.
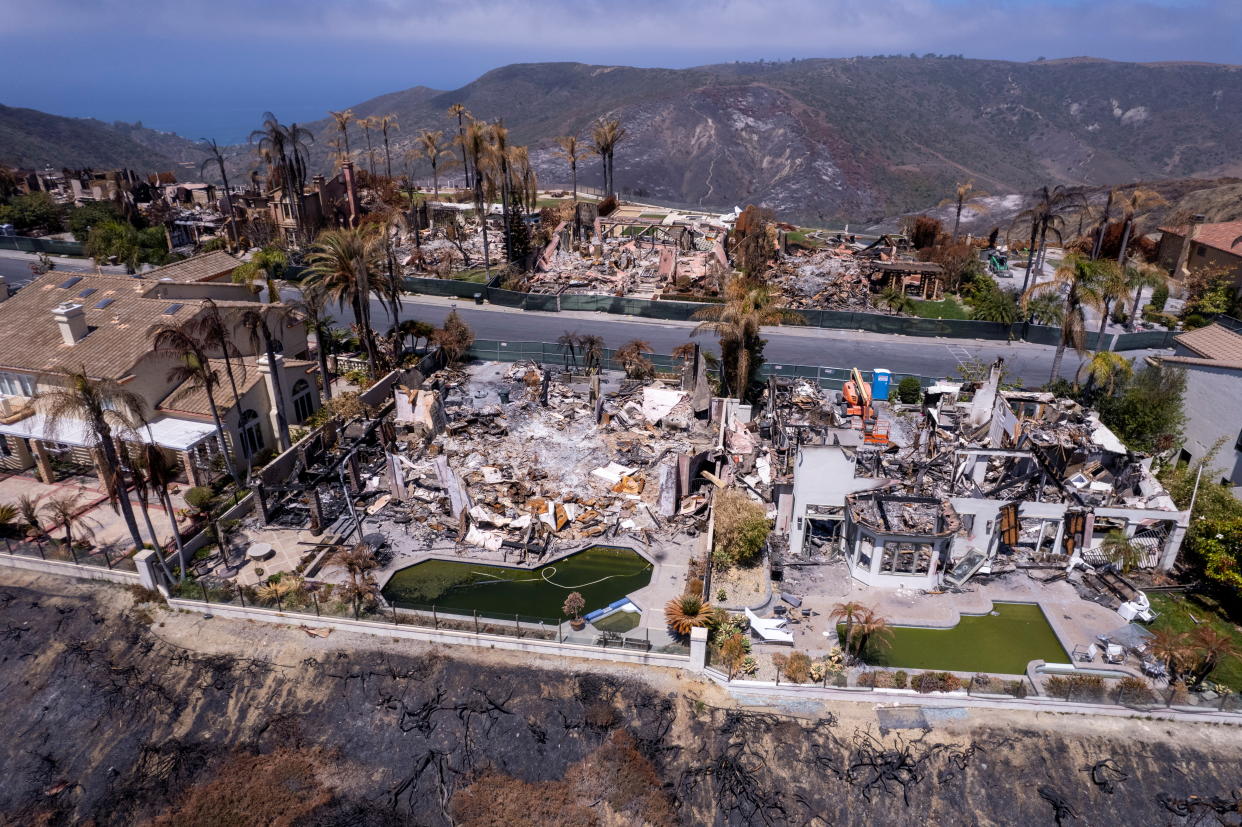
[239,409,264,457]
[291,378,314,423]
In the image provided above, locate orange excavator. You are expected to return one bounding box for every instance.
[842,368,889,445]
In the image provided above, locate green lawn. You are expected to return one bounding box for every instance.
[909,295,971,320]
[785,228,822,248]
[1148,591,1242,692]
[639,212,669,220]
[449,268,490,284]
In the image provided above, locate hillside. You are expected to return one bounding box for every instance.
[0,104,203,172]
[290,58,1242,223]
[8,57,1242,222]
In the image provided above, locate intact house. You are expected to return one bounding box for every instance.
[782,360,1188,590]
[1161,321,1242,492]
[0,268,320,487]
[1157,219,1242,285]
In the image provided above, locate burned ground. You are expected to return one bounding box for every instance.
[1,572,1239,826]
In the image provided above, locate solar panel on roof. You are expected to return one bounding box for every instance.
[94,298,115,309]
[77,288,96,298]
[57,276,82,289]
[162,303,184,315]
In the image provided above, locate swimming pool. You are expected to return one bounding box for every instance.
[849,602,1070,675]
[381,545,653,621]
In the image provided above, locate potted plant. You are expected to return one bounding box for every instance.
[563,591,586,630]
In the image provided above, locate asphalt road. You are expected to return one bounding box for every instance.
[324,292,1168,387]
[0,248,1160,387]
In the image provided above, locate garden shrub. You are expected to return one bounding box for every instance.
[1115,676,1156,705]
[912,671,962,693]
[712,489,771,567]
[783,651,812,684]
[896,376,922,405]
[183,486,215,513]
[892,670,908,689]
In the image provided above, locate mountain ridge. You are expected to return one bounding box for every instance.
[5,56,1242,222]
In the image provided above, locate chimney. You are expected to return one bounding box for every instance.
[1173,213,1207,281]
[341,160,360,228]
[0,274,8,302]
[53,303,89,345]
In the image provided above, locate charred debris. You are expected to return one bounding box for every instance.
[246,353,732,562]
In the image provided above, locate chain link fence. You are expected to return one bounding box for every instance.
[403,278,1174,352]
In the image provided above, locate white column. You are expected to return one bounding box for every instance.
[257,353,288,448]
[690,626,708,672]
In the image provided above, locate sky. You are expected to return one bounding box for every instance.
[2,0,1240,143]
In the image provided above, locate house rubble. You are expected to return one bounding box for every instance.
[761,359,1190,592]
[384,361,719,557]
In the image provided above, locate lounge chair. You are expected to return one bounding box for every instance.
[745,607,795,644]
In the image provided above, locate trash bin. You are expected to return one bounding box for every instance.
[473,292,484,305]
[498,390,510,404]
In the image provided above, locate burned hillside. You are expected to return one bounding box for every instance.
[2,571,1240,827]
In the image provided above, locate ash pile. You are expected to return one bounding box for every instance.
[386,360,719,557]
[767,246,875,309]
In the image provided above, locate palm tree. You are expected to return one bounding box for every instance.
[190,298,246,418]
[304,227,385,373]
[416,130,451,198]
[200,138,237,245]
[877,286,915,315]
[334,543,379,615]
[664,593,712,636]
[555,135,583,202]
[1187,626,1239,688]
[1091,258,1128,346]
[1022,253,1108,383]
[692,277,794,399]
[291,282,336,401]
[16,494,43,544]
[358,116,378,179]
[232,246,287,303]
[1148,628,1192,682]
[591,118,627,197]
[329,109,354,165]
[486,122,517,264]
[557,331,581,370]
[448,103,472,189]
[950,180,978,239]
[615,339,654,379]
[35,368,146,552]
[579,334,604,374]
[240,305,293,450]
[1011,185,1079,293]
[829,601,869,656]
[1125,263,1167,331]
[1078,352,1133,396]
[1089,187,1118,261]
[1115,187,1166,268]
[854,608,894,658]
[148,321,239,485]
[135,442,185,582]
[970,286,1019,324]
[250,113,314,240]
[1099,529,1143,573]
[378,114,399,179]
[42,492,96,554]
[460,120,493,273]
[1026,291,1065,327]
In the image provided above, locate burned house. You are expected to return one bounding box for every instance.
[529,211,729,298]
[779,360,1189,589]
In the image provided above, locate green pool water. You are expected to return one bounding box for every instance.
[849,602,1070,675]
[381,545,653,621]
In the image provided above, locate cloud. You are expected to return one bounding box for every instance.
[7,0,1242,65]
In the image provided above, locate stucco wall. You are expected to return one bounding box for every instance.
[1177,362,1242,485]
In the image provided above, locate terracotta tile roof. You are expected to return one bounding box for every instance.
[140,250,240,283]
[157,358,317,418]
[1168,323,1242,370]
[1158,221,1242,257]
[0,271,201,379]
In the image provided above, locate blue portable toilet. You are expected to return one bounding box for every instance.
[871,369,892,401]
